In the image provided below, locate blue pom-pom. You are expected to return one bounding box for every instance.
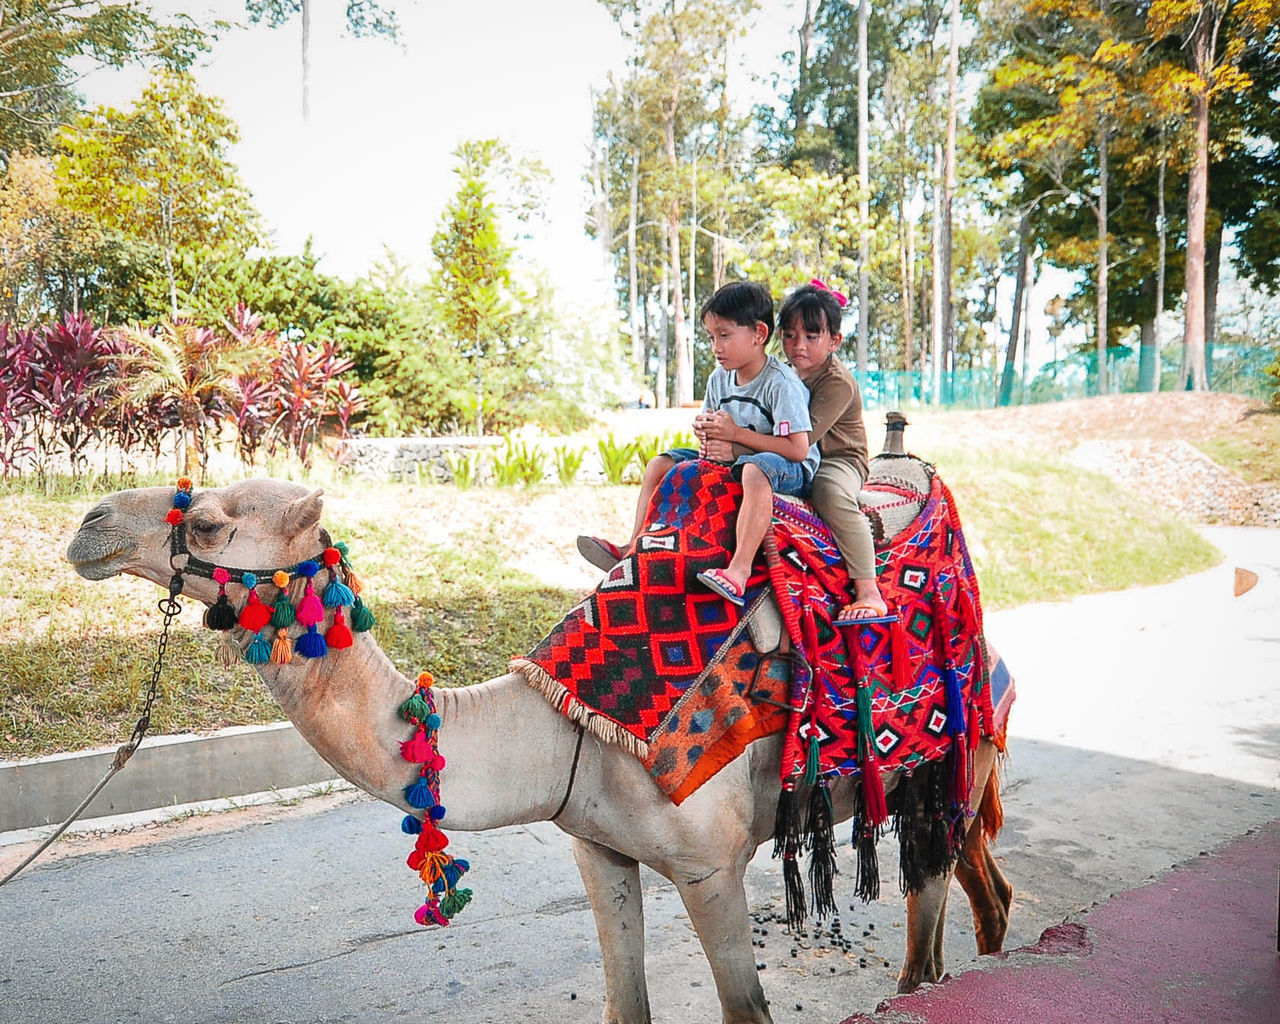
[403,775,435,809]
[428,804,446,821]
[322,579,354,607]
[294,626,327,659]
[240,572,258,589]
[452,858,469,873]
[425,713,441,730]
[173,491,191,509]
[296,560,319,578]
[401,814,422,834]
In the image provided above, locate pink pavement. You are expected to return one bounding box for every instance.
[839,820,1280,1024]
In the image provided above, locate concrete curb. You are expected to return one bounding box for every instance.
[0,722,339,835]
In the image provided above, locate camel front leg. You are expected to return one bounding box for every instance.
[673,865,772,1024]
[572,837,652,1024]
[900,876,949,992]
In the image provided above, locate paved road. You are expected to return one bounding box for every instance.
[2,527,1278,1024]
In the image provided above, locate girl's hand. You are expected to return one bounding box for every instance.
[697,410,737,442]
[700,437,734,464]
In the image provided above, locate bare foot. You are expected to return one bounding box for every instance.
[837,579,888,620]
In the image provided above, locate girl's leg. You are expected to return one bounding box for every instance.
[810,459,887,618]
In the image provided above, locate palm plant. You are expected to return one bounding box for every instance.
[109,314,274,482]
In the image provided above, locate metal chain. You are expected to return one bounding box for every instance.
[0,590,181,887]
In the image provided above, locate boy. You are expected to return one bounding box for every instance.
[577,281,818,606]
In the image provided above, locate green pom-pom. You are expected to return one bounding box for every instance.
[441,888,472,918]
[350,597,376,632]
[244,631,272,664]
[399,693,430,722]
[271,596,296,628]
[335,541,350,558]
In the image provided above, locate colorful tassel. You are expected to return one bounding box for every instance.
[404,774,435,809]
[400,727,431,763]
[215,635,240,667]
[238,589,273,632]
[414,900,450,927]
[271,595,295,628]
[943,662,967,737]
[244,629,272,664]
[399,692,430,722]
[803,731,820,787]
[269,628,293,664]
[401,815,422,834]
[294,581,324,627]
[322,576,353,608]
[294,625,327,658]
[346,566,364,597]
[326,609,354,649]
[204,594,237,631]
[350,597,375,632]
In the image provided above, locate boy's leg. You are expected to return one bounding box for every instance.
[719,462,774,593]
[810,460,887,619]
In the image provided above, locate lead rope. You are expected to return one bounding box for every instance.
[0,584,181,887]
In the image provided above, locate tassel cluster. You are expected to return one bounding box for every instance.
[166,477,377,666]
[398,672,472,927]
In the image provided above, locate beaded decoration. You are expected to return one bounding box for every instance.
[167,478,376,662]
[398,672,472,926]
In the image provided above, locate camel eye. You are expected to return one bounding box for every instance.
[190,518,222,537]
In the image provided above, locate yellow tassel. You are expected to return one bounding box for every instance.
[346,566,363,597]
[270,627,293,664]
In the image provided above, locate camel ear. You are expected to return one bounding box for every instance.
[282,488,324,540]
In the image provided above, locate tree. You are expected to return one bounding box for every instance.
[55,70,262,320]
[1146,0,1280,391]
[245,1,399,119]
[108,317,272,481]
[0,1,210,159]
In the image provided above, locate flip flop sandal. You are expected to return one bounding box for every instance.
[576,535,624,571]
[832,606,899,626]
[697,568,746,607]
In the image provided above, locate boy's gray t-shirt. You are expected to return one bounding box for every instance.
[703,355,821,481]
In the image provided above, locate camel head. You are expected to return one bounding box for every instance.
[66,478,327,606]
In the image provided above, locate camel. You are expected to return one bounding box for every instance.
[65,477,1011,1024]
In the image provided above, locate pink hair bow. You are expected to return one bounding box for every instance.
[810,278,848,308]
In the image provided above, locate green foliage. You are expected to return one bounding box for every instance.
[491,438,546,487]
[630,433,664,473]
[445,449,483,489]
[597,433,637,484]
[55,70,261,320]
[554,444,586,485]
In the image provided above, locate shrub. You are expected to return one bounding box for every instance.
[597,433,636,484]
[553,444,585,485]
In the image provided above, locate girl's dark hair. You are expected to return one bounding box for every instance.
[777,284,843,337]
[699,281,775,339]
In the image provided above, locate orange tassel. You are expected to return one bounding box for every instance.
[270,627,293,664]
[346,567,363,597]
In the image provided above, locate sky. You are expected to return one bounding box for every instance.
[79,0,802,311]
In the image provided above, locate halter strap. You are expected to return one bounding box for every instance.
[168,509,331,585]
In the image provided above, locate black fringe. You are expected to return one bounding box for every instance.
[890,768,927,895]
[849,788,881,903]
[773,787,808,929]
[805,784,838,920]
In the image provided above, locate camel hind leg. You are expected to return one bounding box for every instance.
[572,837,652,1024]
[897,739,1004,993]
[953,761,1012,954]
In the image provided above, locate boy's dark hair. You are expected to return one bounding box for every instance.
[777,283,843,338]
[699,281,774,339]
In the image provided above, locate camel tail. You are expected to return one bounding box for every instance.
[978,761,1004,844]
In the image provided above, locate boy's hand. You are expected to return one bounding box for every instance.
[696,409,737,443]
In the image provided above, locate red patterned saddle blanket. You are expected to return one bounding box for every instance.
[512,458,1008,804]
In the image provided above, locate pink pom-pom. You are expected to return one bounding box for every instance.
[414,901,449,927]
[429,753,446,772]
[212,567,230,584]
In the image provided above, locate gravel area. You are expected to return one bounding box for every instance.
[1066,438,1280,527]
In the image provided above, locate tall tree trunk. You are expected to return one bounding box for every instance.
[301,0,312,121]
[1204,215,1222,387]
[930,143,944,404]
[905,207,916,372]
[628,149,642,373]
[659,231,670,409]
[793,0,815,136]
[688,146,697,340]
[1096,120,1109,395]
[941,0,960,396]
[856,0,870,374]
[1141,143,1167,392]
[1180,18,1211,392]
[1138,278,1159,393]
[897,181,914,371]
[663,106,692,405]
[998,211,1031,407]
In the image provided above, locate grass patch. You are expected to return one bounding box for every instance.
[0,454,1220,761]
[1198,408,1280,484]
